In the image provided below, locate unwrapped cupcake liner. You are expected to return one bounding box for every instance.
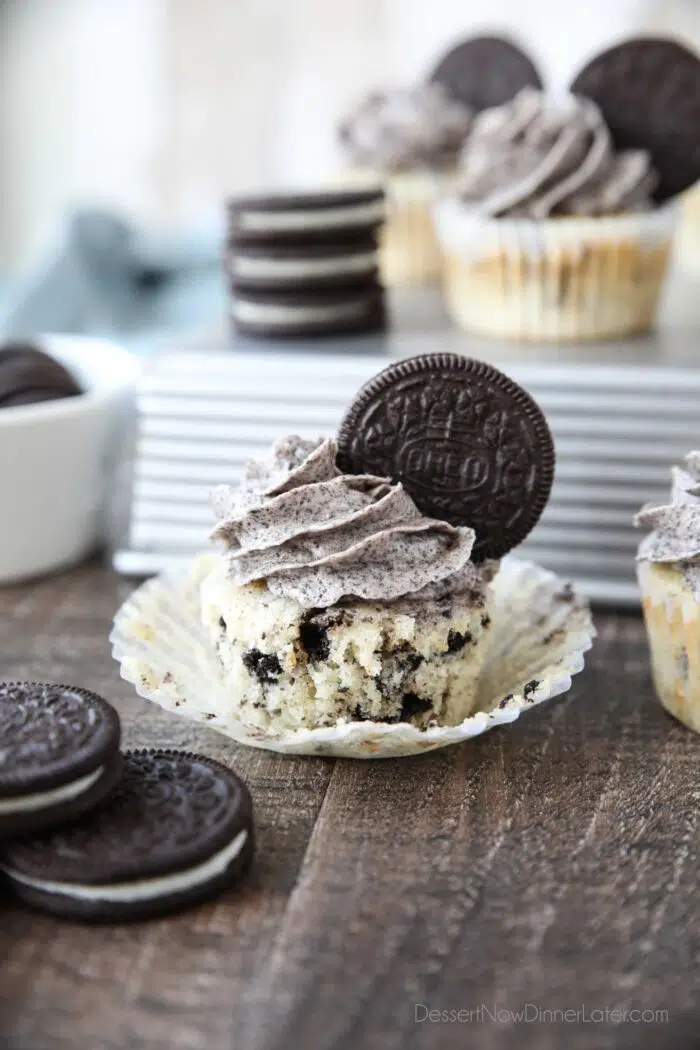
[434,199,676,341]
[638,560,700,734]
[111,555,594,759]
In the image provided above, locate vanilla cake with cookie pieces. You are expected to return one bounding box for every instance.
[201,355,555,732]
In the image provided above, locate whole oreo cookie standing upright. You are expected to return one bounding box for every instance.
[0,683,122,839]
[571,37,700,203]
[0,343,83,409]
[1,750,255,922]
[337,354,555,561]
[429,35,542,112]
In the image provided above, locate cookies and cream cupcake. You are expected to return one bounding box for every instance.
[203,435,496,731]
[636,451,700,734]
[337,83,472,286]
[335,35,544,288]
[435,36,700,342]
[200,354,555,734]
[435,86,670,341]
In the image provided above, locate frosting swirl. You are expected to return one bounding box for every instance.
[210,435,483,608]
[636,452,700,565]
[457,88,658,218]
[339,84,472,172]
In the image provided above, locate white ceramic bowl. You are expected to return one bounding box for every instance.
[0,335,139,584]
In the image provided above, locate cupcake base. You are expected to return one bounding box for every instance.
[110,555,594,759]
[638,560,700,734]
[435,202,675,342]
[200,559,492,732]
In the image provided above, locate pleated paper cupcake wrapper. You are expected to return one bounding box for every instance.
[111,555,594,759]
[638,560,700,734]
[434,200,676,342]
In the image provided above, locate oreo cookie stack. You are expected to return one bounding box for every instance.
[225,188,387,339]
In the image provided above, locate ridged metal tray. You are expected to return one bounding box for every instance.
[113,285,700,607]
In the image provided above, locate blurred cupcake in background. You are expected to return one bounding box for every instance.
[435,36,700,343]
[435,86,669,341]
[337,83,472,286]
[335,34,542,287]
[636,451,700,734]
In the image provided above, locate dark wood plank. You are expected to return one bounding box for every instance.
[238,614,700,1050]
[0,563,334,1050]
[1,564,699,1050]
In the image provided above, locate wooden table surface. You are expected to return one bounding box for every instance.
[0,562,698,1050]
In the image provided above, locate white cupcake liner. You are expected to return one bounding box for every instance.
[110,555,595,760]
[433,199,676,341]
[637,560,700,734]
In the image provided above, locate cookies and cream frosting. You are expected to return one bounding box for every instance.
[210,435,489,608]
[339,84,472,172]
[636,452,700,596]
[457,87,658,218]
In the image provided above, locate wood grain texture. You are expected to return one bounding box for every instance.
[1,562,699,1050]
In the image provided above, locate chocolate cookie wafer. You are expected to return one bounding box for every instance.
[228,188,385,243]
[2,750,254,922]
[0,343,83,410]
[337,354,555,561]
[430,35,542,112]
[232,282,385,339]
[0,683,122,838]
[571,36,700,203]
[226,233,380,292]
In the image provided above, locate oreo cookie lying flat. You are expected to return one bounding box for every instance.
[337,354,555,561]
[571,37,700,203]
[0,343,83,409]
[430,35,542,112]
[0,683,122,838]
[227,234,380,292]
[1,750,254,922]
[229,189,385,243]
[232,282,386,339]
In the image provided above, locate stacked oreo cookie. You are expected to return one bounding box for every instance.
[226,188,387,339]
[0,682,254,922]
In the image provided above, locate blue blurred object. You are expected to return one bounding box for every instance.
[0,208,227,352]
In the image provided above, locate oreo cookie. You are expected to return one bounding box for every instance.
[0,343,83,409]
[571,36,700,203]
[430,35,542,112]
[232,282,386,339]
[0,683,122,839]
[337,354,555,561]
[227,234,380,292]
[228,188,385,243]
[1,750,255,922]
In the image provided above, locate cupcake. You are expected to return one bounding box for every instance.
[435,87,670,341]
[337,83,472,286]
[198,354,555,734]
[435,36,700,342]
[203,435,497,731]
[636,451,700,734]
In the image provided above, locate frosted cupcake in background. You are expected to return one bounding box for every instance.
[335,34,543,287]
[636,452,700,734]
[435,36,700,342]
[435,87,668,341]
[337,83,472,286]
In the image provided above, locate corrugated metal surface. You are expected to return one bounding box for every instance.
[112,336,700,607]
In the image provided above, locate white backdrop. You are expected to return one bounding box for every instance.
[0,0,698,267]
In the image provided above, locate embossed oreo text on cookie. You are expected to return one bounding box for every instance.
[336,354,555,561]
